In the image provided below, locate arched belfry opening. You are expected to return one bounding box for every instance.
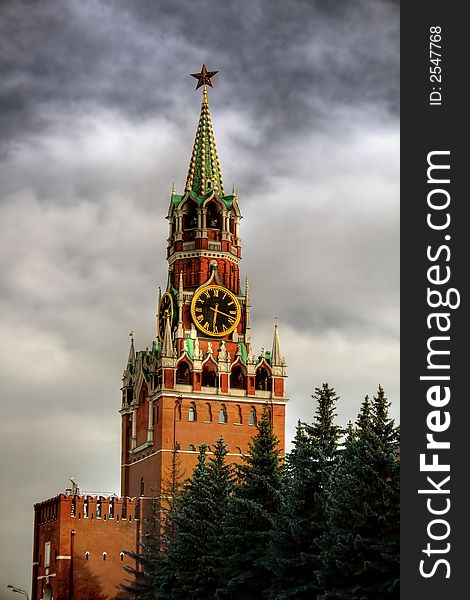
[176,361,192,385]
[230,364,246,390]
[207,201,221,230]
[202,361,217,387]
[183,200,198,236]
[255,366,272,391]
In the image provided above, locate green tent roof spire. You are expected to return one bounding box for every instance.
[185,65,224,197]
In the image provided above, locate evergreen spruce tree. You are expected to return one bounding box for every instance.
[164,444,209,598]
[200,436,235,594]
[216,406,283,599]
[305,383,343,460]
[318,386,400,600]
[268,383,341,599]
[121,451,184,600]
[164,438,234,599]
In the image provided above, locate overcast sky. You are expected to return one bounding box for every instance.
[0,0,399,591]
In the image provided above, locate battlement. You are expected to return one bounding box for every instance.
[34,493,138,526]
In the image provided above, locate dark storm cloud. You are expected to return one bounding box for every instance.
[0,0,398,151]
[0,0,399,590]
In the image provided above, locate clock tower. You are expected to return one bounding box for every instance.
[120,66,288,502]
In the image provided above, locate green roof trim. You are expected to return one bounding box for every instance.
[238,342,248,363]
[221,194,235,210]
[170,190,240,214]
[171,193,184,207]
[184,338,194,359]
[256,350,271,366]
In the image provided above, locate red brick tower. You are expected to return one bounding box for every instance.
[32,491,136,600]
[120,65,288,500]
[31,67,288,599]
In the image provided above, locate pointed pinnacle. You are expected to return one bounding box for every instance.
[271,320,282,367]
[127,331,136,366]
[162,312,173,357]
[185,70,224,196]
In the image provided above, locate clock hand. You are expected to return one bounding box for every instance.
[212,303,219,327]
[209,306,235,319]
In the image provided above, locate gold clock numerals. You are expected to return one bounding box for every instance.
[190,285,241,337]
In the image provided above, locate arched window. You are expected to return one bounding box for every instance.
[188,444,196,451]
[255,367,272,391]
[175,401,182,421]
[202,363,217,387]
[235,404,242,424]
[230,365,245,390]
[140,478,145,497]
[188,402,197,422]
[219,404,228,424]
[176,362,191,384]
[85,551,90,561]
[120,552,125,561]
[248,406,257,426]
[207,202,221,229]
[266,403,273,423]
[205,402,212,422]
[183,202,198,229]
[103,552,107,561]
[235,447,242,455]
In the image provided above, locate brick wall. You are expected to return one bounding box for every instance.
[32,495,137,600]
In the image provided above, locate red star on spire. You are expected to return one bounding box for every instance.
[190,64,218,90]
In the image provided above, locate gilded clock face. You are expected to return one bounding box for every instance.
[191,285,241,337]
[158,292,174,341]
